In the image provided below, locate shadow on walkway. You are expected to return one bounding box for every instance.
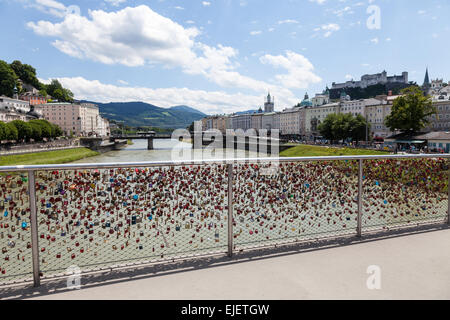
[0,223,448,300]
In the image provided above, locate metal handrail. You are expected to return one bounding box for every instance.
[0,153,449,172]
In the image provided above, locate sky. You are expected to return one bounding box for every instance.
[0,0,449,115]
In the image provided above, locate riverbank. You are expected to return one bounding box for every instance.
[280,144,390,157]
[0,148,100,166]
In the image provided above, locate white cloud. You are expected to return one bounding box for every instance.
[333,6,353,17]
[202,1,211,6]
[370,37,379,44]
[27,5,275,94]
[25,0,77,18]
[317,23,340,37]
[250,30,262,35]
[345,74,353,80]
[105,0,126,7]
[41,76,286,114]
[28,5,321,107]
[309,0,326,4]
[27,6,200,68]
[260,51,322,89]
[278,19,299,24]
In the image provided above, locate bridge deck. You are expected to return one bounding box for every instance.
[3,226,449,300]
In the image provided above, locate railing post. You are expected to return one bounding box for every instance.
[227,163,233,257]
[28,170,40,287]
[357,159,363,237]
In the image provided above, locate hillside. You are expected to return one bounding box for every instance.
[82,101,206,129]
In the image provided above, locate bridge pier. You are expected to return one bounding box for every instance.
[147,138,154,150]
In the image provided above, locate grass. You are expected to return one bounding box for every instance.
[0,148,100,166]
[280,144,390,157]
[127,139,134,145]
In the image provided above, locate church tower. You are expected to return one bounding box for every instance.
[264,92,274,113]
[422,68,431,95]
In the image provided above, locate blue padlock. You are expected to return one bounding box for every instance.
[4,210,8,217]
[21,222,27,228]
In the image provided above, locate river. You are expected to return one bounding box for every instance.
[72,139,266,163]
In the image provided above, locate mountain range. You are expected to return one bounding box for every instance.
[82,101,206,129]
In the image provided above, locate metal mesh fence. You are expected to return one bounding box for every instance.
[362,158,449,232]
[0,173,34,284]
[34,165,228,278]
[0,155,448,285]
[233,160,359,250]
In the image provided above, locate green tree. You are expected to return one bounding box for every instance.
[10,120,33,142]
[46,79,74,102]
[350,114,370,144]
[9,60,41,89]
[0,121,7,141]
[332,113,354,142]
[318,113,338,142]
[51,123,63,137]
[30,119,52,139]
[0,60,18,97]
[385,86,436,134]
[5,122,18,141]
[29,121,43,141]
[319,113,370,144]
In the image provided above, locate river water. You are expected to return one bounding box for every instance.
[72,139,266,163]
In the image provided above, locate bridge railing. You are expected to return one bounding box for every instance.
[0,154,448,287]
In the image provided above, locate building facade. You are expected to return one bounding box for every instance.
[19,92,47,105]
[427,99,450,132]
[304,102,340,138]
[279,107,304,136]
[232,114,252,131]
[261,112,280,131]
[40,102,109,137]
[251,113,263,131]
[0,96,32,122]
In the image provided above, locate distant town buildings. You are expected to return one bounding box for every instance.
[40,102,110,137]
[18,92,47,105]
[0,96,42,122]
[200,69,450,142]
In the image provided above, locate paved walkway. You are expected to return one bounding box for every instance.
[1,226,449,300]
